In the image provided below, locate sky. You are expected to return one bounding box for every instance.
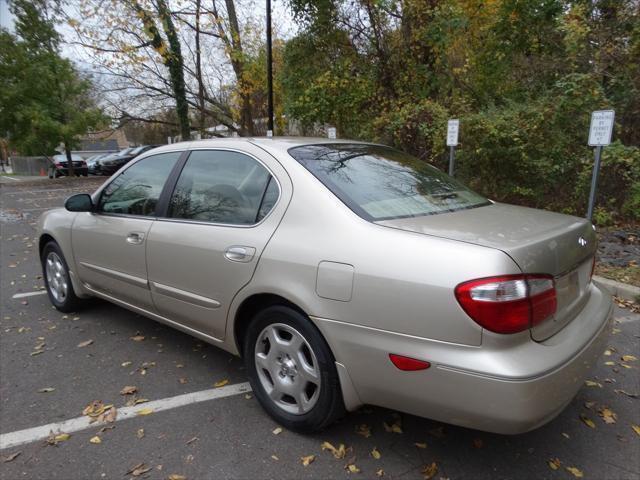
[0,0,14,32]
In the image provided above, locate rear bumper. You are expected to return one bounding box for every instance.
[54,167,88,176]
[314,283,613,434]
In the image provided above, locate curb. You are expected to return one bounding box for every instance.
[593,276,640,303]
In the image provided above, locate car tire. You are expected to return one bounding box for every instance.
[244,305,345,432]
[41,241,84,313]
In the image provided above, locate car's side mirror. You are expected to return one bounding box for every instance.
[65,193,93,212]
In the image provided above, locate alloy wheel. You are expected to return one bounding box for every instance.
[254,323,321,415]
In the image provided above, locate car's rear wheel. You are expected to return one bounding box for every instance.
[244,305,344,432]
[42,241,83,312]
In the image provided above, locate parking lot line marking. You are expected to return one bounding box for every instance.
[12,291,47,299]
[0,382,251,450]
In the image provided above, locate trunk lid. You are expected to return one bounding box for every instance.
[377,203,597,341]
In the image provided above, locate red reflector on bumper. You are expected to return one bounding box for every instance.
[389,354,430,371]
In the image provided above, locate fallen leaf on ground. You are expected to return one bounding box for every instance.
[598,407,617,424]
[580,414,596,429]
[614,389,638,398]
[321,441,346,459]
[584,380,602,388]
[355,424,371,438]
[271,455,279,461]
[301,455,315,466]
[622,355,637,362]
[604,361,616,366]
[137,428,145,439]
[566,466,584,478]
[548,458,561,470]
[371,447,381,459]
[414,442,427,449]
[272,427,282,435]
[128,463,151,476]
[168,475,187,480]
[186,437,198,445]
[213,379,229,388]
[30,350,44,356]
[120,385,137,395]
[104,406,117,423]
[632,425,640,437]
[121,361,132,367]
[77,339,93,348]
[46,432,70,445]
[2,452,21,463]
[38,387,55,393]
[383,421,402,434]
[179,378,188,384]
[421,462,438,480]
[136,407,154,416]
[130,335,145,342]
[584,401,596,410]
[346,463,360,473]
[89,436,101,444]
[376,469,384,477]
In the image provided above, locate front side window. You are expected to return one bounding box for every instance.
[98,152,181,216]
[289,143,489,221]
[168,150,278,225]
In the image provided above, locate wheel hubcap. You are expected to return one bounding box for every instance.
[254,323,321,415]
[45,252,68,303]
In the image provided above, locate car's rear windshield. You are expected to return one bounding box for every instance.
[288,143,490,221]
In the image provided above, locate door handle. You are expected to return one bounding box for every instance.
[225,246,256,262]
[126,232,145,245]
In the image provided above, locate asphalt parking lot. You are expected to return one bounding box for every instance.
[1,176,639,480]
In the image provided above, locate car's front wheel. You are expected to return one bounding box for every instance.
[244,305,344,432]
[41,241,83,312]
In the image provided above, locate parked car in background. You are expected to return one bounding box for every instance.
[37,138,612,434]
[86,153,112,175]
[48,154,88,178]
[98,145,159,175]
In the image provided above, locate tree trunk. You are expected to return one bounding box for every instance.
[195,0,206,136]
[64,143,75,177]
[132,0,191,140]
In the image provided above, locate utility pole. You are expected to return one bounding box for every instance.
[266,0,274,136]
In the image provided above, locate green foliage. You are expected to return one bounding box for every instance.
[281,0,639,221]
[0,0,105,157]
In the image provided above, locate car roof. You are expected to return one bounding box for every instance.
[147,137,373,157]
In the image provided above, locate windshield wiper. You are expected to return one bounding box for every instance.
[430,192,459,200]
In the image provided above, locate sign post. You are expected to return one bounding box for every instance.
[327,127,337,140]
[447,119,459,176]
[586,110,615,221]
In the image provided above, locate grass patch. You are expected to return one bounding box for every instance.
[595,263,640,287]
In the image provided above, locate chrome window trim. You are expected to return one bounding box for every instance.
[157,147,282,229]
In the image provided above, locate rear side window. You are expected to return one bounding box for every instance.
[167,150,278,225]
[98,152,181,216]
[289,144,489,221]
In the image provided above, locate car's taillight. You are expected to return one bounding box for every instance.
[454,274,557,334]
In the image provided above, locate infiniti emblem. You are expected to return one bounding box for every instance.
[578,237,587,247]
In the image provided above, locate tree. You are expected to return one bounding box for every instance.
[0,0,104,175]
[281,0,639,222]
[68,0,284,137]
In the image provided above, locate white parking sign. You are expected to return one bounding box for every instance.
[447,119,459,146]
[588,110,615,146]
